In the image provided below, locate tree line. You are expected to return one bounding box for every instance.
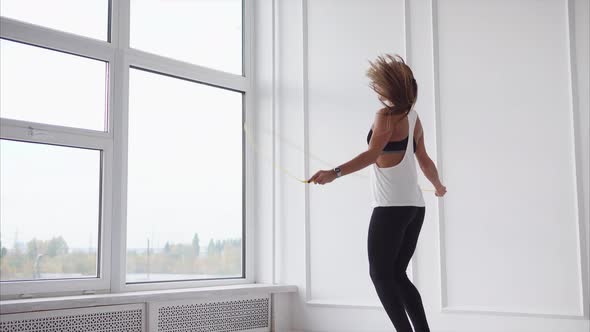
[0,234,242,280]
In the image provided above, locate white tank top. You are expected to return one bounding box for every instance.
[369,109,425,207]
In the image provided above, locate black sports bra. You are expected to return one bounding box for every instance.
[367,128,417,153]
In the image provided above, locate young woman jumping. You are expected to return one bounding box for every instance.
[307,54,446,332]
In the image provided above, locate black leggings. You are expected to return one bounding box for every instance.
[367,206,430,332]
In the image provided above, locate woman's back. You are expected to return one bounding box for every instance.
[368,111,420,168]
[369,109,425,208]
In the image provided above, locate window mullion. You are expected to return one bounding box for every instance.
[0,17,115,63]
[126,48,249,93]
[0,119,113,141]
[108,0,131,294]
[0,123,112,151]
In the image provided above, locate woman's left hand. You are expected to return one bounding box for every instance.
[307,170,337,185]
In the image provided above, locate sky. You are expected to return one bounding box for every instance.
[0,0,244,250]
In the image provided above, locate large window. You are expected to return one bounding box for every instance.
[0,0,250,297]
[126,69,243,283]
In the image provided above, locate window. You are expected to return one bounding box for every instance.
[0,140,101,281]
[126,69,243,283]
[130,0,242,74]
[0,39,108,131]
[0,0,109,41]
[0,0,251,297]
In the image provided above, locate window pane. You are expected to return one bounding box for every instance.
[0,0,109,41]
[130,0,242,75]
[0,140,101,281]
[126,69,243,283]
[0,39,108,131]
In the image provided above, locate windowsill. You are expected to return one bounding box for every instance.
[0,283,298,314]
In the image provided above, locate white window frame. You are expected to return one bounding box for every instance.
[0,0,255,298]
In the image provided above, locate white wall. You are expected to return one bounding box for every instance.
[253,0,590,331]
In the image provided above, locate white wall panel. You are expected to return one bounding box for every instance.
[436,0,583,316]
[253,0,590,330]
[572,0,590,319]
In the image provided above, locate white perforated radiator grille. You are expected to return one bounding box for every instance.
[0,304,144,332]
[150,294,270,332]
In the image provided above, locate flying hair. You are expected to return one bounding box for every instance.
[366,54,418,131]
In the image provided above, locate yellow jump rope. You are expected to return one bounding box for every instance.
[243,122,435,192]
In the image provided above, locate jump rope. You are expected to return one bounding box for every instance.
[242,121,436,192]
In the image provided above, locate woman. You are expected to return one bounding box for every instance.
[307,54,446,332]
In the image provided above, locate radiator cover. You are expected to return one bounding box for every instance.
[149,294,271,332]
[0,303,145,332]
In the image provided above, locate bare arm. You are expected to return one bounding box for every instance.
[307,110,392,183]
[338,111,392,176]
[414,116,446,195]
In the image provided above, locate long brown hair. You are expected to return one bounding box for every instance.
[366,54,417,121]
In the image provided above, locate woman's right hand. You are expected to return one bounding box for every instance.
[435,185,447,197]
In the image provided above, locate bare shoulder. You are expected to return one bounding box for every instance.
[414,111,423,140]
[373,108,393,132]
[375,108,394,120]
[375,108,391,117]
